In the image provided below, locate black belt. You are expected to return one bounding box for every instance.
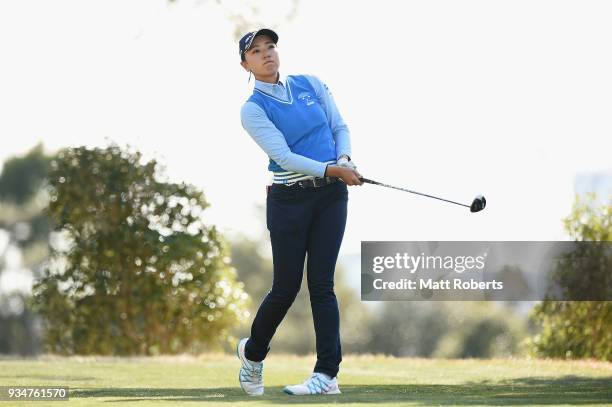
[281,177,338,189]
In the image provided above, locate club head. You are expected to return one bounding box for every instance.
[470,195,486,213]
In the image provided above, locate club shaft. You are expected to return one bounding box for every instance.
[359,178,470,208]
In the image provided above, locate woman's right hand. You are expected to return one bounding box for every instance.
[325,165,363,186]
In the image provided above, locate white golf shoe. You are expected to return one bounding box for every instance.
[236,338,264,396]
[283,372,341,395]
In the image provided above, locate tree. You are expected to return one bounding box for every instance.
[0,143,50,206]
[365,301,527,358]
[528,194,612,361]
[32,145,249,355]
[0,143,52,355]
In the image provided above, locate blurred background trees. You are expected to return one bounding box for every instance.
[364,301,527,358]
[528,194,612,361]
[228,206,528,359]
[0,144,610,361]
[0,144,51,355]
[31,145,249,355]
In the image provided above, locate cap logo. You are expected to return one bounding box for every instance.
[245,32,256,50]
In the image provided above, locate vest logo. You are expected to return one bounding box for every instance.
[298,92,315,106]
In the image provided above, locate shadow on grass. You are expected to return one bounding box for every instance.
[71,376,612,405]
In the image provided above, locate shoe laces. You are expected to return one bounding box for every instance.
[242,360,263,381]
[305,373,332,394]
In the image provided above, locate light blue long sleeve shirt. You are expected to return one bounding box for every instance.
[241,74,351,179]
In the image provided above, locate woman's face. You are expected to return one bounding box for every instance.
[241,34,280,80]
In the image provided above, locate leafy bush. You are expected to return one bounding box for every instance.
[32,145,249,355]
[528,194,612,361]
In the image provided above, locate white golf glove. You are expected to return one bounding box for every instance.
[337,154,357,170]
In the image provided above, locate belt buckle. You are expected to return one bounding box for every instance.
[296,178,312,188]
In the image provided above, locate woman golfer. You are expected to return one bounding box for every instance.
[236,28,362,396]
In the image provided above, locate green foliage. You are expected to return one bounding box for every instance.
[432,303,528,358]
[529,301,610,360]
[0,303,40,355]
[0,143,52,249]
[31,145,249,355]
[563,193,611,241]
[528,194,612,361]
[0,144,53,355]
[366,302,527,358]
[0,143,50,205]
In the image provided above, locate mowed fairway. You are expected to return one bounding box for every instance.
[0,354,610,406]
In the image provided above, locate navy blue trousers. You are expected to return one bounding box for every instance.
[244,181,348,378]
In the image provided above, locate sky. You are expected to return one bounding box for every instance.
[1,0,611,267]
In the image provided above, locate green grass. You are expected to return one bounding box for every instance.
[0,354,610,406]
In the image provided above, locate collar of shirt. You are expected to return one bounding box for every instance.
[254,73,289,101]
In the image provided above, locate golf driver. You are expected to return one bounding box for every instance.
[358,177,486,213]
